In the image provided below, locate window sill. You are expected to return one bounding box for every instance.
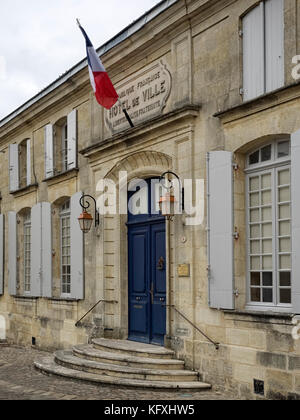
[10,183,38,198]
[214,80,300,123]
[223,308,294,325]
[43,168,79,186]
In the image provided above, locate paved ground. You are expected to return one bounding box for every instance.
[0,345,235,400]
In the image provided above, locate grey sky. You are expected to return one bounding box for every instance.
[0,0,160,119]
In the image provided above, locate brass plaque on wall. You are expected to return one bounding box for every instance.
[177,264,190,277]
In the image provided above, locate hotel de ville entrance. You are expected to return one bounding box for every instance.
[127,178,166,346]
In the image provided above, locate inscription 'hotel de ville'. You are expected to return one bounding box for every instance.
[105,60,172,133]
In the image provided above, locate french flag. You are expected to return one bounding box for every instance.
[78,22,119,110]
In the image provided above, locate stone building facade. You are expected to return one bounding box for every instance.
[1,0,300,399]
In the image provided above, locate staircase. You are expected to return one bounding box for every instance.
[34,338,211,390]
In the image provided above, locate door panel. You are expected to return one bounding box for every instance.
[128,226,150,343]
[150,223,166,345]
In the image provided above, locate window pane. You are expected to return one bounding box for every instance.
[279,255,291,270]
[251,288,261,302]
[262,255,272,270]
[261,190,271,205]
[278,187,290,203]
[262,223,272,237]
[279,238,291,253]
[262,272,272,287]
[279,221,290,236]
[261,174,271,189]
[263,288,273,303]
[279,289,291,304]
[278,169,290,186]
[250,177,260,191]
[250,224,260,238]
[251,256,260,270]
[249,150,259,165]
[279,204,290,220]
[261,145,271,162]
[280,272,291,287]
[277,141,290,158]
[262,207,272,222]
[251,272,260,286]
[250,192,260,207]
[262,239,272,254]
[250,240,260,254]
[250,209,260,222]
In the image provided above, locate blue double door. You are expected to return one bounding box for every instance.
[128,221,166,345]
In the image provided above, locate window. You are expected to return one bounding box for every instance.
[60,200,71,295]
[23,213,31,293]
[242,0,284,101]
[9,139,31,192]
[246,140,291,307]
[44,109,77,179]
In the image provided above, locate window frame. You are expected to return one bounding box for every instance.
[245,140,292,312]
[23,213,31,295]
[60,200,71,298]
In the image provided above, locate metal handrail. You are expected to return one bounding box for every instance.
[75,299,118,327]
[164,304,219,350]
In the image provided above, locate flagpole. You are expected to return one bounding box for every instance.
[118,100,134,128]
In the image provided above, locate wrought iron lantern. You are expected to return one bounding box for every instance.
[78,195,100,233]
[158,171,182,220]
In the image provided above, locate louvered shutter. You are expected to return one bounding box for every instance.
[70,192,84,300]
[265,0,284,93]
[291,130,300,313]
[41,202,52,298]
[243,2,265,101]
[9,144,19,192]
[26,139,31,186]
[207,152,234,310]
[44,124,54,178]
[8,212,17,296]
[0,215,4,295]
[30,204,42,297]
[67,109,77,170]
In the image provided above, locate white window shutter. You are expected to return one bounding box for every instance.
[8,212,17,296]
[265,0,284,93]
[26,139,31,186]
[0,215,4,295]
[9,144,19,192]
[41,202,52,298]
[30,204,42,297]
[44,124,54,178]
[70,192,84,300]
[291,130,300,313]
[67,109,77,170]
[207,151,234,310]
[243,2,265,101]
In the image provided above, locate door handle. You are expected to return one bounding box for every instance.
[157,256,165,271]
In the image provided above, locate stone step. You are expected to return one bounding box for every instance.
[54,350,197,382]
[0,340,8,347]
[92,338,175,360]
[73,345,185,370]
[35,356,212,390]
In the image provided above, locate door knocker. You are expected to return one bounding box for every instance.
[157,256,165,271]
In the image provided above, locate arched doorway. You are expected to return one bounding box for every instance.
[127,178,166,346]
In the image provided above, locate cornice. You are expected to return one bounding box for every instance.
[80,104,201,159]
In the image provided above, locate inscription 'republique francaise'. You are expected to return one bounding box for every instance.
[105,60,172,133]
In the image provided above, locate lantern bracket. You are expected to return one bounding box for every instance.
[79,194,100,227]
[159,171,184,213]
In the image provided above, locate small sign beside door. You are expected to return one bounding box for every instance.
[177,264,190,277]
